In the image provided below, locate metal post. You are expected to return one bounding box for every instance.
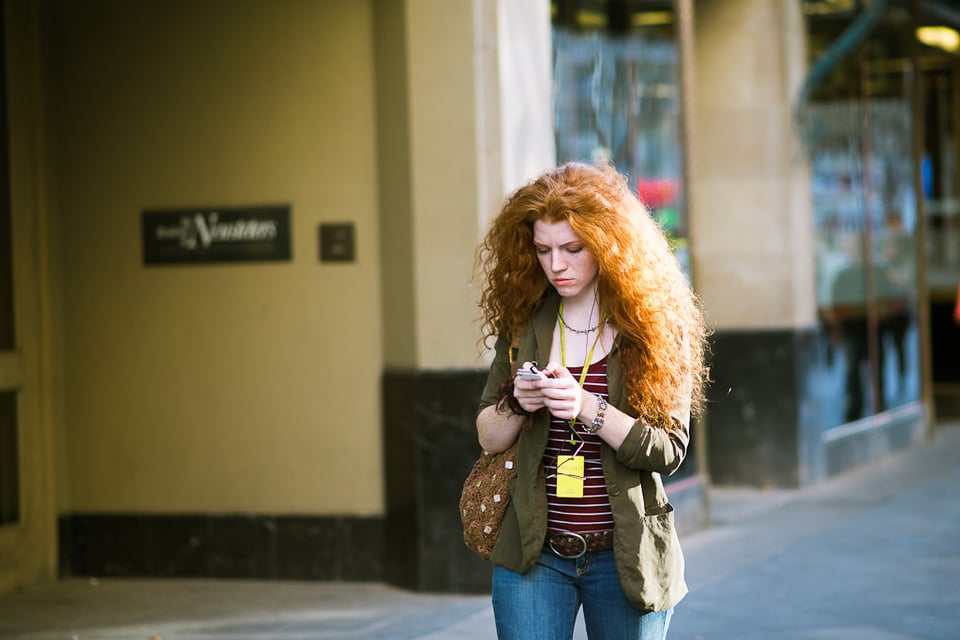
[910,0,937,433]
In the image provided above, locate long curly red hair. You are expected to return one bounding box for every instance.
[474,162,710,425]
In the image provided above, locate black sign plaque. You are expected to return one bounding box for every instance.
[142,205,292,265]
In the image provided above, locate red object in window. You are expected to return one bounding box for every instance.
[636,177,679,209]
[954,283,960,325]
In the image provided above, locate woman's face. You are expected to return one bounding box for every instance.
[533,218,599,301]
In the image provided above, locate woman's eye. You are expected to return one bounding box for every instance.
[535,246,550,255]
[567,246,583,254]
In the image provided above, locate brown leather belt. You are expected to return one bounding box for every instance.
[546,530,614,559]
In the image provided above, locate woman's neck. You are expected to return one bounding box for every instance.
[554,290,610,367]
[560,286,599,318]
[559,289,600,332]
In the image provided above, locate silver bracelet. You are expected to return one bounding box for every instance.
[583,394,607,434]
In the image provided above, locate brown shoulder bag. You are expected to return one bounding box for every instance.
[459,329,524,560]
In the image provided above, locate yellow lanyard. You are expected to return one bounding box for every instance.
[558,300,605,443]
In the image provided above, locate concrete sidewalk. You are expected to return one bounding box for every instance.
[1,423,958,640]
[672,421,960,640]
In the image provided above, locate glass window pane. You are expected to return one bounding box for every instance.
[802,7,921,427]
[552,1,698,477]
[551,1,690,275]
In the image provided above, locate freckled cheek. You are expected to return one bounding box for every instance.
[579,257,599,280]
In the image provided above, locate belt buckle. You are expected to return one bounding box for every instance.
[548,531,587,559]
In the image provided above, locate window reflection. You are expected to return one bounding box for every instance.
[551,0,689,275]
[802,12,922,426]
[551,1,698,477]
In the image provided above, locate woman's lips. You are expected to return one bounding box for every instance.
[553,278,574,286]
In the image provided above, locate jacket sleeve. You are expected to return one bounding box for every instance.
[477,333,514,416]
[614,374,692,475]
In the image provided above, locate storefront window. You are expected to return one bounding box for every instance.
[551,0,690,275]
[551,1,697,477]
[802,3,922,427]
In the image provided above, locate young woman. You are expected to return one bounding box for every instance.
[473,162,709,640]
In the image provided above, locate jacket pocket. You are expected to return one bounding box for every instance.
[617,503,688,612]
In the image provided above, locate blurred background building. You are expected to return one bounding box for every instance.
[1,0,957,596]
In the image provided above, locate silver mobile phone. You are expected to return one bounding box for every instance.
[516,364,546,380]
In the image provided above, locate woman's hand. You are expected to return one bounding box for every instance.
[512,361,549,413]
[514,362,586,420]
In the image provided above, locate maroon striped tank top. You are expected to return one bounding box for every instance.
[544,356,614,534]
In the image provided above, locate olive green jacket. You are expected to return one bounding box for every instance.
[478,292,690,612]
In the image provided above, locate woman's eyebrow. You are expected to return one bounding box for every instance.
[533,239,580,248]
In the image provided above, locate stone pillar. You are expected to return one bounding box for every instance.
[375,0,553,592]
[689,0,823,486]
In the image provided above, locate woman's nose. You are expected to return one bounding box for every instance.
[551,251,566,272]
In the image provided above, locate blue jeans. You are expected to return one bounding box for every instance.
[492,548,673,640]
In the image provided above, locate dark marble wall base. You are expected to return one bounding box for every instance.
[707,327,928,488]
[382,367,493,593]
[58,513,384,581]
[706,328,823,487]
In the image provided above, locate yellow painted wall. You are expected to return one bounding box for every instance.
[406,1,487,368]
[47,0,384,514]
